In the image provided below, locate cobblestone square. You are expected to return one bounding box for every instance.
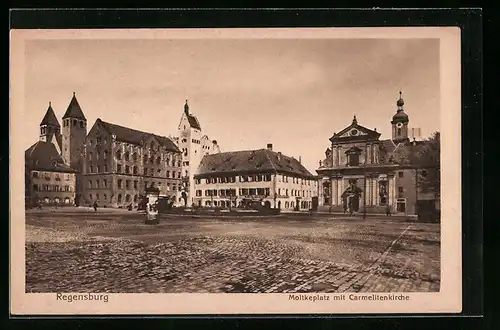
[25,208,440,293]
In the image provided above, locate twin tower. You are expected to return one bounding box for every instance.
[39,92,87,171]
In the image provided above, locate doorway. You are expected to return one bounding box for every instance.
[396,198,406,213]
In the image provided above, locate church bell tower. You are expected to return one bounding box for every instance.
[391,91,410,144]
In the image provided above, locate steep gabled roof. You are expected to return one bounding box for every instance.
[40,103,60,127]
[62,93,86,120]
[25,141,76,173]
[96,119,181,153]
[196,149,315,178]
[187,114,201,130]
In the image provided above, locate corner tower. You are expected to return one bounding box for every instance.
[391,91,410,144]
[61,92,87,169]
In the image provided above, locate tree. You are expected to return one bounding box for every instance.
[415,132,440,198]
[391,132,440,199]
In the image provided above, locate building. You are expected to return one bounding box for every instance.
[316,92,439,216]
[82,118,182,208]
[25,102,78,206]
[25,92,183,209]
[175,100,221,206]
[193,144,319,210]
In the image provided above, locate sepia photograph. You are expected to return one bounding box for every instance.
[10,27,462,314]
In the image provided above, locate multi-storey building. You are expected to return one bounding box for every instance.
[175,100,220,206]
[25,102,77,206]
[316,92,439,216]
[82,119,182,208]
[193,144,318,210]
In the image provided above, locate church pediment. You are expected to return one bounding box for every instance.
[329,116,381,143]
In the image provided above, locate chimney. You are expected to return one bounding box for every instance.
[267,143,273,151]
[299,156,302,164]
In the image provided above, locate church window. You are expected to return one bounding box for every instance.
[32,171,39,178]
[103,151,108,159]
[103,180,107,188]
[421,170,428,177]
[80,121,84,128]
[116,151,122,160]
[117,164,122,173]
[156,157,161,165]
[96,180,100,188]
[397,128,402,136]
[117,180,122,189]
[125,180,130,189]
[96,165,100,173]
[125,165,130,174]
[125,152,130,161]
[133,166,137,175]
[88,180,92,188]
[117,194,122,203]
[72,120,77,127]
[104,165,108,172]
[348,153,360,166]
[398,171,404,178]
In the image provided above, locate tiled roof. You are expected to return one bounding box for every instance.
[187,114,201,130]
[40,104,60,127]
[25,141,76,173]
[196,149,315,178]
[97,119,181,153]
[62,93,87,120]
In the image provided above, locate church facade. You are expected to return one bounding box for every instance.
[316,92,438,216]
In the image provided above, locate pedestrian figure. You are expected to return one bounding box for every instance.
[343,202,347,214]
[37,202,42,210]
[93,201,98,212]
[386,204,391,216]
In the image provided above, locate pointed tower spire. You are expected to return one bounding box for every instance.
[184,99,189,115]
[63,92,86,120]
[40,102,60,127]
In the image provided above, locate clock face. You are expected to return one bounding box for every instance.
[350,129,358,136]
[396,122,403,128]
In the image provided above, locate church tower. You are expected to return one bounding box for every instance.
[391,91,410,144]
[61,92,87,169]
[39,102,61,148]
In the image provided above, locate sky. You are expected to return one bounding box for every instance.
[23,37,440,174]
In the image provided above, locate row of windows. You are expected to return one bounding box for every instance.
[40,126,60,135]
[32,184,73,192]
[195,188,314,198]
[89,193,138,204]
[87,164,183,178]
[195,174,315,185]
[32,171,72,181]
[114,151,181,167]
[198,200,311,209]
[88,178,181,191]
[63,119,85,128]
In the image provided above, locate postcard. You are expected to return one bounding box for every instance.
[10,27,461,315]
